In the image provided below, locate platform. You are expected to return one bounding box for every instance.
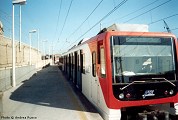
[1,65,103,120]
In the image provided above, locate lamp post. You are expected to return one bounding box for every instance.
[12,0,26,87]
[29,30,37,65]
[37,29,40,68]
[37,29,40,55]
[19,5,22,51]
[42,40,47,56]
[42,40,47,66]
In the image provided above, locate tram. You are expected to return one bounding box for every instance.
[61,24,178,120]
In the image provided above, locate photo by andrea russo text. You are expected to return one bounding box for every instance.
[1,116,37,120]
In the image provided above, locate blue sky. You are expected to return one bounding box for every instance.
[0,0,178,54]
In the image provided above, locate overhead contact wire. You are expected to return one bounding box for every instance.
[68,0,128,49]
[67,0,104,40]
[124,0,172,23]
[58,0,74,40]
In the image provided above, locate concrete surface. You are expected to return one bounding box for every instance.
[0,92,3,116]
[1,65,103,120]
[0,65,36,92]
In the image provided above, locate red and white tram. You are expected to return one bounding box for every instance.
[61,24,178,120]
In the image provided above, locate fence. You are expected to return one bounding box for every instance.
[0,35,52,92]
[0,35,42,68]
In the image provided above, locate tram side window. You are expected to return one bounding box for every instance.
[78,55,80,71]
[100,47,106,78]
[81,53,85,74]
[92,52,96,77]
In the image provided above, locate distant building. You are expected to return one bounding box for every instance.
[0,21,3,35]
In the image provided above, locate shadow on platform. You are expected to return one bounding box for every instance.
[9,65,97,113]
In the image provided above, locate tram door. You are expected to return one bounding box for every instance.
[74,52,77,86]
[74,51,82,90]
[76,50,82,91]
[91,51,98,104]
[69,54,71,79]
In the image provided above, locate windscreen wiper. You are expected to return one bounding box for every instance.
[120,78,176,91]
[120,81,146,90]
[151,78,176,87]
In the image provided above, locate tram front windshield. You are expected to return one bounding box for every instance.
[110,36,176,83]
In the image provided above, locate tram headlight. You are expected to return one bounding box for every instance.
[164,90,168,95]
[126,93,131,98]
[169,90,174,95]
[119,93,124,99]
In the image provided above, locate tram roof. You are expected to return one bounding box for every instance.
[98,23,149,34]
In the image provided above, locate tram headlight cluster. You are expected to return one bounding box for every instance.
[164,89,174,95]
[119,93,131,99]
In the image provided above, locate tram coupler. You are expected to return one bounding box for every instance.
[138,110,169,120]
[138,113,147,120]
